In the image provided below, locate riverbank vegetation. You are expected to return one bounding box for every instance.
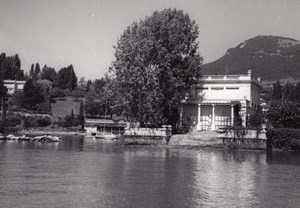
[267,128,300,150]
[264,81,300,150]
[266,80,300,128]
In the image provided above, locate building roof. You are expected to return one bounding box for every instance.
[85,118,127,127]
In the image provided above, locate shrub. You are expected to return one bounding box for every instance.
[0,120,4,133]
[267,101,300,128]
[267,128,300,150]
[51,87,67,98]
[24,116,38,128]
[37,101,52,113]
[6,115,22,127]
[248,112,263,128]
[36,116,52,127]
[69,89,85,98]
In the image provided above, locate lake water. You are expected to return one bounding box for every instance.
[0,135,299,208]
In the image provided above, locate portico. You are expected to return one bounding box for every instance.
[196,103,234,131]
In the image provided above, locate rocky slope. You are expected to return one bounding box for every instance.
[202,35,300,83]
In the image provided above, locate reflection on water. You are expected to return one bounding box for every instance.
[0,136,299,208]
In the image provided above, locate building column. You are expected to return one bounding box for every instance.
[197,104,201,130]
[211,104,215,130]
[231,104,234,126]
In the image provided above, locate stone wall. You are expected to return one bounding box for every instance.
[217,124,268,149]
[122,125,172,145]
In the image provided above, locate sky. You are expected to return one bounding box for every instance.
[1,0,300,80]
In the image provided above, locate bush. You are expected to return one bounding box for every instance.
[69,89,85,98]
[267,128,300,150]
[54,115,79,128]
[267,101,300,128]
[0,120,4,133]
[6,115,22,127]
[36,116,52,127]
[51,87,68,98]
[37,101,52,113]
[24,116,38,128]
[248,112,263,128]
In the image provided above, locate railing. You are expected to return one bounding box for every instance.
[203,75,251,81]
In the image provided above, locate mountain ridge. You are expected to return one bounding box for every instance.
[202,35,300,83]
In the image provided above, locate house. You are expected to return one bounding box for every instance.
[3,80,26,95]
[84,118,127,135]
[181,70,262,131]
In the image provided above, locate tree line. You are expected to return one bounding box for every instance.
[1,8,203,132]
[266,80,300,128]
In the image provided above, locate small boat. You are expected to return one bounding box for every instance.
[6,134,19,140]
[19,135,31,141]
[46,135,61,142]
[33,135,44,141]
[33,135,61,142]
[94,132,119,140]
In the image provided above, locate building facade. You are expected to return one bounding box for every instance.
[181,70,262,131]
[3,80,26,95]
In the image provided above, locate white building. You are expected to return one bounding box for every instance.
[3,80,26,95]
[181,70,262,131]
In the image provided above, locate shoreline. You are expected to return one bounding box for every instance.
[17,128,86,136]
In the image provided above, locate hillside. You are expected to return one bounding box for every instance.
[202,35,300,82]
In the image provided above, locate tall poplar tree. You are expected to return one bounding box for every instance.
[110,8,202,127]
[273,80,282,101]
[55,65,77,90]
[78,100,85,130]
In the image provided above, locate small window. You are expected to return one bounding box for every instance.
[211,87,224,90]
[226,87,239,90]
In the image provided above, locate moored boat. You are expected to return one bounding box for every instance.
[46,135,61,142]
[94,132,119,140]
[6,134,19,140]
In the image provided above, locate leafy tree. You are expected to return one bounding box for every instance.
[86,79,92,92]
[63,109,79,127]
[24,116,38,128]
[34,63,41,80]
[22,78,44,110]
[295,81,300,103]
[233,103,243,127]
[0,80,8,122]
[0,120,4,133]
[36,116,51,127]
[273,80,282,101]
[282,82,295,102]
[93,78,106,92]
[110,8,202,127]
[54,65,77,90]
[85,101,101,118]
[0,53,24,80]
[248,112,263,128]
[40,65,57,82]
[78,100,85,130]
[36,79,52,112]
[267,101,300,128]
[51,87,68,98]
[69,89,85,98]
[29,64,34,78]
